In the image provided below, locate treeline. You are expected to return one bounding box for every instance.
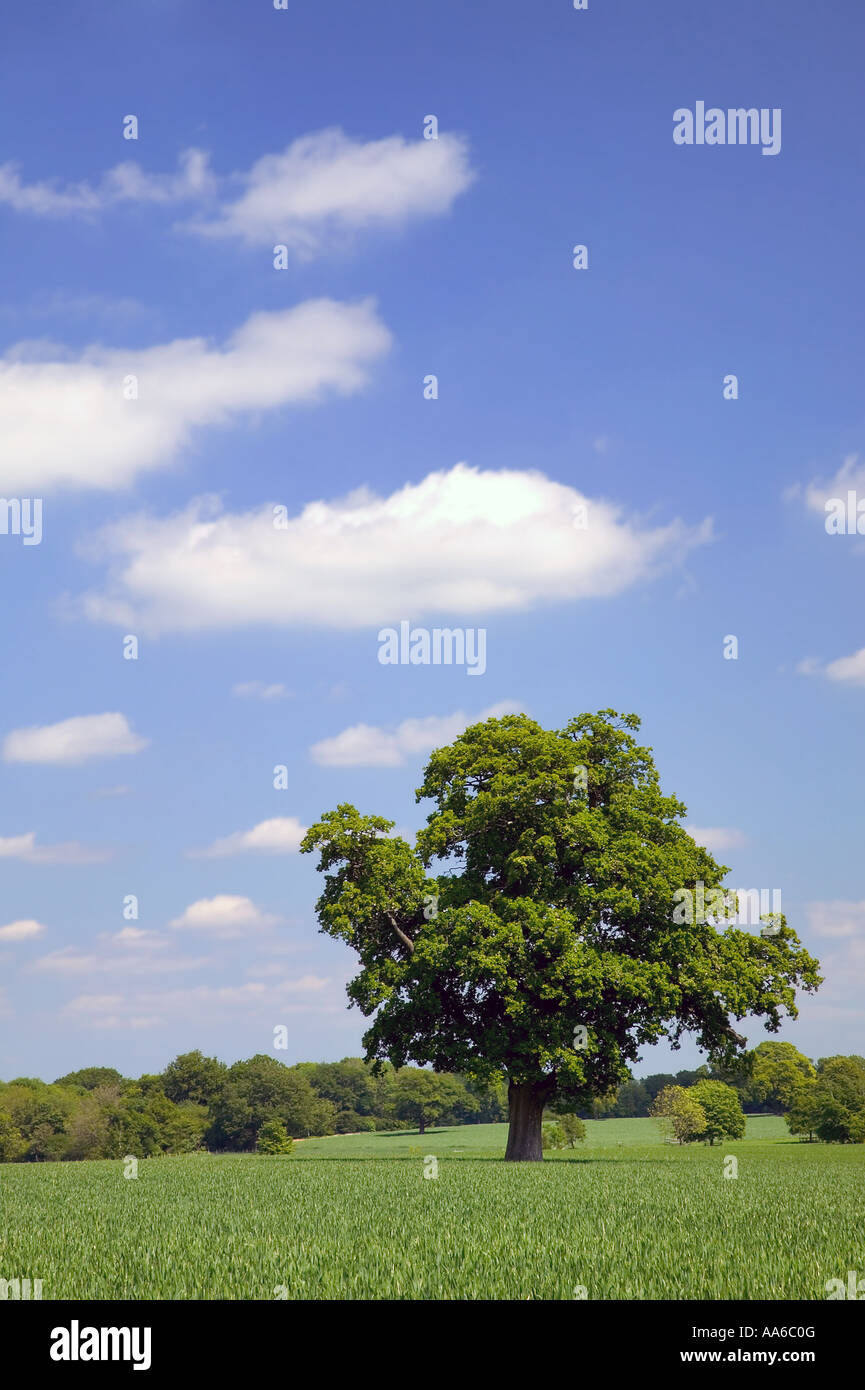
[3,1041,862,1162]
[0,1053,508,1162]
[583,1042,865,1144]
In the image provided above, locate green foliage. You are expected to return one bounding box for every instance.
[747,1042,816,1113]
[651,1085,707,1143]
[161,1051,227,1106]
[207,1055,336,1150]
[541,1121,566,1150]
[256,1119,294,1154]
[53,1067,126,1092]
[786,1080,820,1140]
[559,1113,586,1146]
[0,1109,25,1161]
[293,1057,378,1117]
[302,711,821,1154]
[690,1080,746,1143]
[388,1069,472,1132]
[792,1057,865,1143]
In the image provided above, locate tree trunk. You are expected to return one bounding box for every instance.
[505,1081,550,1161]
[418,1112,426,1136]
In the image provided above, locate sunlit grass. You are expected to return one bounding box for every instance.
[1,1117,860,1300]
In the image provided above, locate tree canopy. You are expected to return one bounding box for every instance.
[302,710,822,1159]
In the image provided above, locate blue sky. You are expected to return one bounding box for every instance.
[1,0,863,1082]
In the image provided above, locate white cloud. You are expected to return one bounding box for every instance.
[188,816,307,858]
[185,128,474,251]
[31,942,214,976]
[806,900,865,939]
[0,919,45,942]
[310,700,521,767]
[61,975,332,1029]
[232,681,292,700]
[0,132,472,257]
[0,830,111,864]
[2,713,147,766]
[795,647,865,686]
[0,148,216,217]
[78,464,711,634]
[823,649,865,686]
[169,895,279,937]
[685,826,748,853]
[790,453,865,516]
[0,298,390,493]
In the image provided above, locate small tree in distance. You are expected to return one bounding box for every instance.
[651,1085,707,1143]
[690,1080,745,1144]
[256,1118,293,1154]
[559,1114,586,1147]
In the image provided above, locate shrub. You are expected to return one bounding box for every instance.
[256,1119,294,1154]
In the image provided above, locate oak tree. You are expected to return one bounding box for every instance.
[301,711,821,1160]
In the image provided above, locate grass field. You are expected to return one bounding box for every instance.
[1,1116,862,1300]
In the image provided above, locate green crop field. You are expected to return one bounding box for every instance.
[1,1116,862,1301]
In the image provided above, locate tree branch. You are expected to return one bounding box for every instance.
[387,913,415,955]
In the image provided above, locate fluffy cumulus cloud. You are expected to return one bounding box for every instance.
[78,464,712,634]
[188,816,307,858]
[798,648,865,687]
[0,831,111,864]
[310,701,521,767]
[0,129,474,256]
[0,298,390,493]
[0,919,45,942]
[185,129,474,250]
[169,895,280,937]
[2,713,147,766]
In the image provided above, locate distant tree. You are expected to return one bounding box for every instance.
[0,1081,77,1161]
[691,1080,746,1144]
[748,1042,815,1114]
[0,1110,25,1161]
[64,1093,113,1160]
[814,1095,853,1143]
[256,1119,294,1154]
[161,1051,227,1106]
[389,1069,465,1135]
[809,1056,865,1143]
[542,1121,566,1150]
[849,1111,865,1143]
[611,1080,651,1118]
[559,1114,586,1146]
[53,1067,126,1092]
[296,1058,378,1117]
[207,1055,335,1150]
[786,1080,819,1141]
[815,1056,865,1111]
[651,1085,707,1144]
